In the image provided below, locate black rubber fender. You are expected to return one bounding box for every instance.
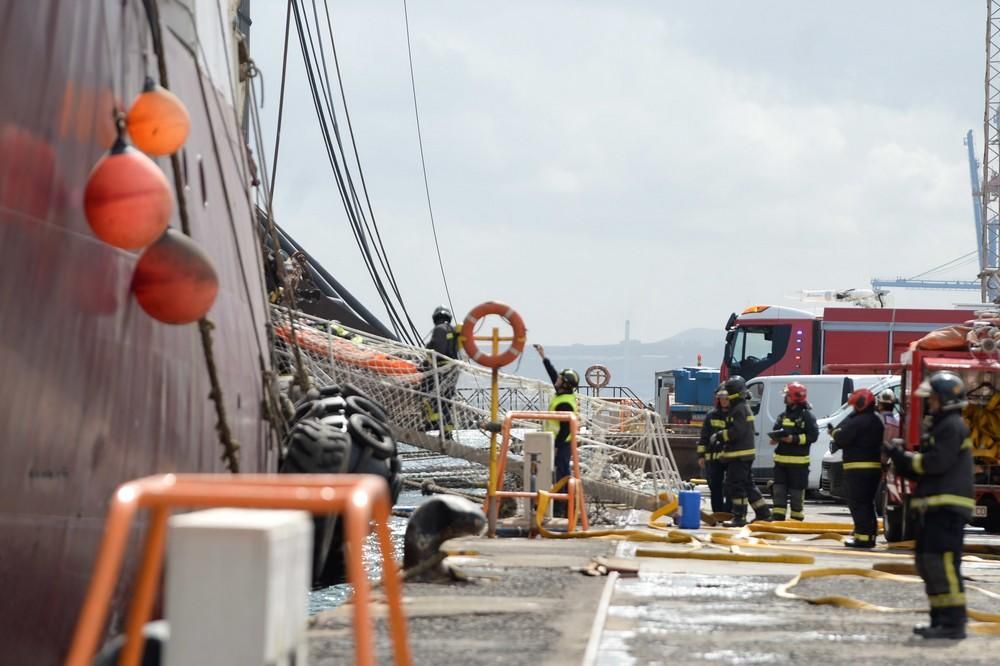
[347,413,396,460]
[307,395,348,421]
[280,418,351,475]
[279,418,352,588]
[317,384,343,398]
[344,394,389,425]
[319,413,348,432]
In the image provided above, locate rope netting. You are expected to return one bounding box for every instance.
[271,306,685,504]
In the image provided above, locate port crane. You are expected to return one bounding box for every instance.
[872,2,1000,301]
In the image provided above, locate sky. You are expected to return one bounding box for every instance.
[250,1,988,346]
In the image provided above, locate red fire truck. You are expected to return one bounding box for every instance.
[883,347,1000,539]
[721,305,977,381]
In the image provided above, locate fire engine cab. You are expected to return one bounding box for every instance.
[722,305,977,381]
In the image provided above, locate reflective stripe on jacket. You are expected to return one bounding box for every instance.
[545,393,578,446]
[697,408,727,461]
[895,411,975,519]
[720,400,755,460]
[771,404,818,466]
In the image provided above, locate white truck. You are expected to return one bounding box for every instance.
[745,374,893,490]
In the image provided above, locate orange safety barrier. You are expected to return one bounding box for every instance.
[65,474,411,666]
[489,411,588,535]
[461,301,527,368]
[274,322,421,378]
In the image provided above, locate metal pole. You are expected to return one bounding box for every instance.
[432,352,444,443]
[487,327,500,536]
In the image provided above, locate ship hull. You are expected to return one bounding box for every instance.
[0,2,274,663]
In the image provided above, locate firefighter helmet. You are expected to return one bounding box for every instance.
[783,382,808,405]
[432,306,452,324]
[914,371,966,411]
[848,388,875,411]
[559,368,580,390]
[724,375,746,399]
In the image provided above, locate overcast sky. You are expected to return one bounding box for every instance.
[251,1,988,346]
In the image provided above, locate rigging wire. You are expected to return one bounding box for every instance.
[307,0,420,340]
[907,250,979,280]
[291,0,419,344]
[402,0,455,317]
[293,0,410,340]
[317,0,422,340]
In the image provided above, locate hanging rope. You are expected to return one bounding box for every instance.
[143,0,240,471]
[402,0,454,316]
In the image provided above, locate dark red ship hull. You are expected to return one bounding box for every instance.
[0,2,274,663]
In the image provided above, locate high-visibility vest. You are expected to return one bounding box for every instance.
[544,393,578,436]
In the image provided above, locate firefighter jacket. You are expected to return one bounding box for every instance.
[771,403,819,466]
[697,408,727,461]
[890,411,975,519]
[720,399,755,461]
[426,322,459,364]
[544,393,578,448]
[831,408,884,471]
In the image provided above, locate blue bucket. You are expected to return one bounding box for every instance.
[679,490,701,529]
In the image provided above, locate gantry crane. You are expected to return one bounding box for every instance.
[871,2,1000,301]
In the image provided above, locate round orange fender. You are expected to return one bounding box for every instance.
[461,301,527,368]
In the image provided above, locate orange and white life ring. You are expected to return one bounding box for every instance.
[585,364,611,388]
[461,301,527,369]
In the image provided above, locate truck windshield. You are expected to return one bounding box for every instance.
[724,324,791,379]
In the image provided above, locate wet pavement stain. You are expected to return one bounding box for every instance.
[598,572,1000,665]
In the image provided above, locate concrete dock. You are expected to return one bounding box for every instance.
[309,501,1000,665]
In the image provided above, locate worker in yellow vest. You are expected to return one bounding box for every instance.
[534,344,579,518]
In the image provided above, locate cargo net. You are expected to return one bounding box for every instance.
[271,307,684,504]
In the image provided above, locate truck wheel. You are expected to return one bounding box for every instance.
[882,493,907,543]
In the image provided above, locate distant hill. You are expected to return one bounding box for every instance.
[519,328,724,401]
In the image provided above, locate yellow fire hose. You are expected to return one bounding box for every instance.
[526,487,1000,632]
[777,567,1000,636]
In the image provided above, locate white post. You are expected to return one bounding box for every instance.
[163,509,312,666]
[523,431,555,521]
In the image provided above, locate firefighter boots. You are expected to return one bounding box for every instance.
[913,625,966,640]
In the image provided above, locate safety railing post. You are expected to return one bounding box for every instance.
[432,350,444,444]
[487,327,501,537]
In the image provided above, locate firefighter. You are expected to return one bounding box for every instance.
[768,382,819,521]
[884,371,974,640]
[697,384,731,514]
[533,344,579,518]
[831,388,884,548]
[422,306,460,438]
[877,389,900,443]
[718,375,771,526]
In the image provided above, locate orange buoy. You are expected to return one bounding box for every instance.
[131,229,219,324]
[84,137,172,250]
[0,123,59,220]
[126,77,191,156]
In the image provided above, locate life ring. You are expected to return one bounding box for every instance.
[585,364,611,388]
[461,301,527,369]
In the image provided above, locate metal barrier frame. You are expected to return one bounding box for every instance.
[65,474,410,666]
[489,411,588,536]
